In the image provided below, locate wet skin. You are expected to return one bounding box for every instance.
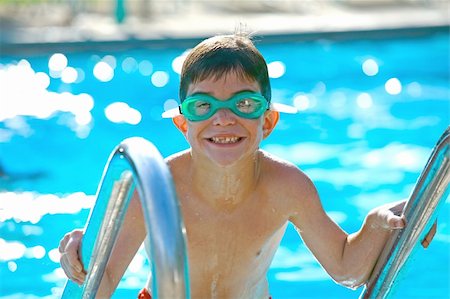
[60,72,428,298]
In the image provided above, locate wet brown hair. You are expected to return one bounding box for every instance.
[179,34,271,102]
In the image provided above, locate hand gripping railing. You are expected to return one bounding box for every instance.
[360,126,450,299]
[61,137,190,299]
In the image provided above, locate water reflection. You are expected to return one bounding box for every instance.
[356,92,373,109]
[48,53,68,75]
[138,60,153,76]
[0,61,94,138]
[385,77,402,95]
[362,58,379,76]
[104,102,142,125]
[150,70,169,87]
[0,33,448,298]
[122,56,139,73]
[172,50,190,74]
[93,60,114,82]
[268,61,286,78]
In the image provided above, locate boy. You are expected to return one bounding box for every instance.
[59,33,434,298]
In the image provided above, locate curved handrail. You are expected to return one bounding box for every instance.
[61,137,190,298]
[360,126,450,299]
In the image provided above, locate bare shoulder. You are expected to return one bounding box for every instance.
[259,150,319,213]
[164,150,192,184]
[260,150,314,189]
[165,150,190,168]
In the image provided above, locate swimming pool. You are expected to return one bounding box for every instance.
[0,29,449,298]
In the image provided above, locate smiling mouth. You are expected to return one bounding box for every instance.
[207,136,244,144]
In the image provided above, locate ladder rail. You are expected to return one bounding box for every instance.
[61,137,190,298]
[360,127,450,299]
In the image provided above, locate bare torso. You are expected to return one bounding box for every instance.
[83,146,392,298]
[168,150,301,298]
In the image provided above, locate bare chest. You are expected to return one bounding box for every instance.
[179,191,288,295]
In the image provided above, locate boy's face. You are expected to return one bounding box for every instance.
[173,71,279,167]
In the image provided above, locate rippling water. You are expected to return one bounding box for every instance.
[0,31,449,298]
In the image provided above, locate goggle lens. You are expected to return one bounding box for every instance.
[181,91,268,121]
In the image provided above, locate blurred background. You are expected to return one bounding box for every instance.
[1,1,449,299]
[1,0,449,45]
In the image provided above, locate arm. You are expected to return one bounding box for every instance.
[337,201,405,288]
[286,172,404,289]
[59,191,147,297]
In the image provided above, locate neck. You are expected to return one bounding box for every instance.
[189,150,262,207]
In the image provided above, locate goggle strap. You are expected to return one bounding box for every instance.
[270,102,298,114]
[161,107,181,118]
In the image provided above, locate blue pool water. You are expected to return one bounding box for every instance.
[0,30,449,298]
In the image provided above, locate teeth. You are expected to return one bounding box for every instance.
[210,137,240,144]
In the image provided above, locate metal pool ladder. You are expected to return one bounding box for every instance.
[360,126,449,299]
[61,137,190,299]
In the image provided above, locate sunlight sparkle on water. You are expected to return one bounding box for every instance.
[0,239,26,261]
[272,245,329,282]
[34,72,51,89]
[128,252,146,273]
[407,82,423,97]
[330,91,347,108]
[25,245,46,259]
[312,81,326,96]
[163,99,179,111]
[93,61,114,82]
[385,78,402,95]
[356,93,373,109]
[361,143,429,172]
[61,67,78,84]
[8,261,17,272]
[293,93,310,111]
[122,57,139,73]
[263,142,430,189]
[151,71,169,87]
[48,248,61,263]
[102,55,117,69]
[0,192,94,224]
[362,58,379,76]
[268,61,285,78]
[138,60,153,76]
[172,50,190,74]
[104,102,142,125]
[48,53,68,73]
[42,268,68,285]
[0,62,94,132]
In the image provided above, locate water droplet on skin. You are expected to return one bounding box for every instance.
[210,273,219,299]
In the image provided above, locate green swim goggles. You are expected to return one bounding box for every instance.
[179,91,269,122]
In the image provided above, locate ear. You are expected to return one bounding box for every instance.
[262,110,279,139]
[172,115,188,135]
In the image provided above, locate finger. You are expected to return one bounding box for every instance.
[65,249,84,273]
[386,214,405,229]
[72,269,86,284]
[65,240,84,272]
[59,230,80,253]
[58,234,70,253]
[60,255,86,284]
[68,270,84,285]
[60,255,77,281]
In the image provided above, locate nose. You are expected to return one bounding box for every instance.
[212,108,236,126]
